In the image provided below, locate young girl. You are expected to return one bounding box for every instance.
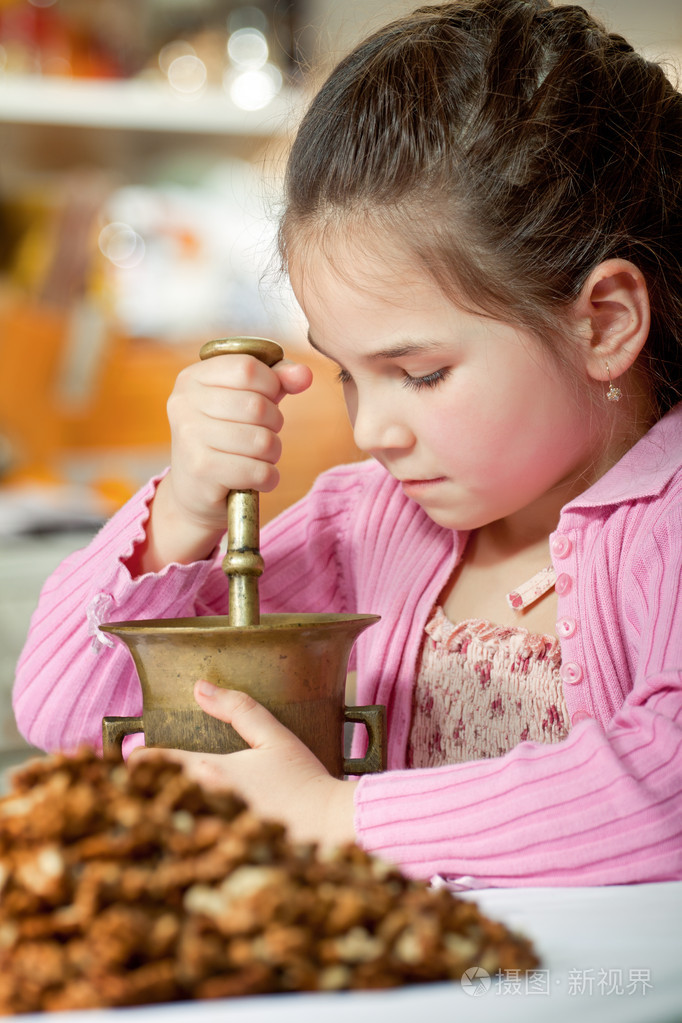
[14,0,682,887]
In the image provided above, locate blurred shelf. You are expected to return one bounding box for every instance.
[0,73,302,135]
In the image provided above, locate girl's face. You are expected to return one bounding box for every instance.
[290,241,609,535]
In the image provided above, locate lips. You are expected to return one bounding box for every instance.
[401,477,443,485]
[399,476,447,496]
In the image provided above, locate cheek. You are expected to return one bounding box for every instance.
[420,385,541,478]
[420,390,482,451]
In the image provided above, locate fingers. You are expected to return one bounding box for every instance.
[176,416,283,473]
[128,744,232,793]
[193,387,285,434]
[273,359,314,397]
[168,426,282,500]
[193,681,293,751]
[128,744,183,768]
[157,350,313,551]
[127,683,352,847]
[185,354,312,405]
[189,352,285,402]
[129,682,312,797]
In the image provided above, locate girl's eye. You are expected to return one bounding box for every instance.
[402,368,450,391]
[336,366,450,389]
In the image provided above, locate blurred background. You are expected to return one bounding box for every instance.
[0,0,680,758]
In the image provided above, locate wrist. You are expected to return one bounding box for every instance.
[317,777,358,851]
[128,475,225,576]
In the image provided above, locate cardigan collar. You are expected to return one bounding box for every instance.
[565,402,682,511]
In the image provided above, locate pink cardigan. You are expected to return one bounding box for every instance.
[13,405,682,887]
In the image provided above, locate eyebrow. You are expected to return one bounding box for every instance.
[307,331,449,362]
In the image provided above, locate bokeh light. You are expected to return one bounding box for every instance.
[98,222,145,269]
[226,64,282,111]
[227,28,269,70]
[158,40,196,76]
[167,54,207,96]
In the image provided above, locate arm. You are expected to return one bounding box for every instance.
[13,348,313,754]
[354,503,682,886]
[12,446,367,757]
[12,475,230,754]
[11,461,343,756]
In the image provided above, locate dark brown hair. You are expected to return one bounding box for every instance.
[280,0,682,415]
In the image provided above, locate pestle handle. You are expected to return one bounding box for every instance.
[199,337,284,627]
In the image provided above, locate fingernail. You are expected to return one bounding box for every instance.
[195,679,217,698]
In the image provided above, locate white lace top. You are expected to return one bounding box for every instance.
[407,607,569,767]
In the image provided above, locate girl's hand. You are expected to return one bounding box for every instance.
[133,353,313,571]
[167,354,312,531]
[129,681,358,850]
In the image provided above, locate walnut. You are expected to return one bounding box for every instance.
[0,749,540,1013]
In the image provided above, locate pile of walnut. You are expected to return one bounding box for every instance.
[0,749,539,1014]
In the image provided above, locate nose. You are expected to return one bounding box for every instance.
[351,392,415,454]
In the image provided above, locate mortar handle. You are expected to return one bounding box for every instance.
[199,337,284,627]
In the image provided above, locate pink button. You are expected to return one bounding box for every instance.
[556,616,577,639]
[555,572,573,596]
[551,534,572,559]
[571,709,593,725]
[560,661,583,685]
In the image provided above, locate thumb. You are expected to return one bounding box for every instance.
[194,680,290,750]
[273,359,314,398]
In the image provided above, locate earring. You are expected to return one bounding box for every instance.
[605,362,622,402]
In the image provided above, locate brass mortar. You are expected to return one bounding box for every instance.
[101,338,385,778]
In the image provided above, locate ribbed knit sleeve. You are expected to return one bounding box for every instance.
[12,460,455,762]
[354,484,682,886]
[12,461,423,755]
[12,474,229,753]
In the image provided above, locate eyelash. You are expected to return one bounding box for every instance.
[336,367,450,391]
[402,368,450,391]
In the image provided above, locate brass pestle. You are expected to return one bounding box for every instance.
[199,336,283,628]
[101,338,386,778]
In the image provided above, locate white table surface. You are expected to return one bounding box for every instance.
[13,880,681,1022]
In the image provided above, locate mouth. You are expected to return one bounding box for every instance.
[399,476,447,496]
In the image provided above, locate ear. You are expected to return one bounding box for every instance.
[571,258,650,383]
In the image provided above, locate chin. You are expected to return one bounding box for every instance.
[418,506,476,531]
